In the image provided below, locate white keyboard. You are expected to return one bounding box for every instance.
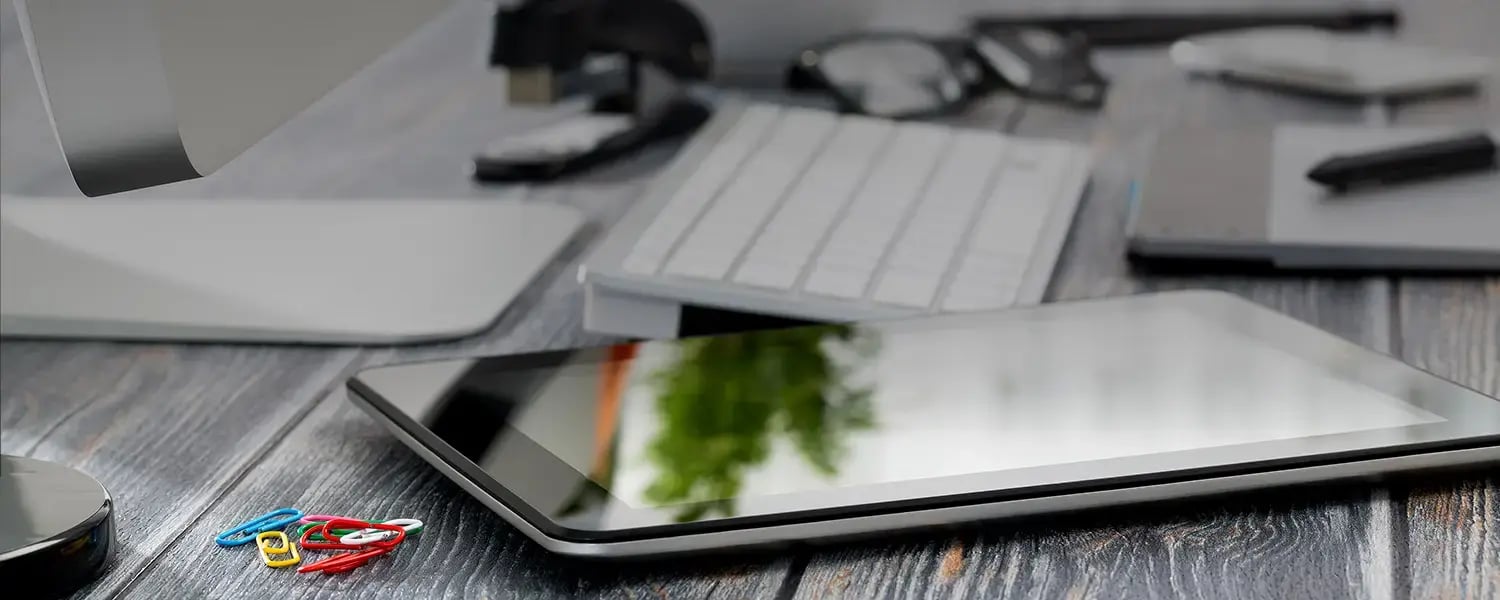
[581,101,1092,338]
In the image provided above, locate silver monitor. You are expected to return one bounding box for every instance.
[18,0,447,196]
[2,0,583,343]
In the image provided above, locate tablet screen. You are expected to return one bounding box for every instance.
[351,292,1499,538]
[595,308,1439,508]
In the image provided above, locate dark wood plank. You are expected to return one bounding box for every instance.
[110,388,794,599]
[109,81,1022,597]
[98,159,802,597]
[2,0,1486,597]
[1393,280,1499,600]
[0,5,778,600]
[1,343,132,455]
[791,38,1407,600]
[0,342,361,597]
[791,0,1500,592]
[3,0,1023,592]
[1386,1,1500,598]
[2,6,365,597]
[793,289,1397,599]
[11,1,808,594]
[0,2,793,597]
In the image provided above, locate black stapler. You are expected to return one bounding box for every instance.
[474,0,716,183]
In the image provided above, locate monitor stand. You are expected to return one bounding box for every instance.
[0,196,583,344]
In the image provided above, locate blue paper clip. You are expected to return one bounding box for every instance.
[215,508,304,547]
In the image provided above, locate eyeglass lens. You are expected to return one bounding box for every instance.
[815,39,964,117]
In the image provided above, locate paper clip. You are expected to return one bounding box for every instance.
[255,531,300,568]
[215,508,304,547]
[297,545,390,575]
[298,523,365,551]
[297,514,354,525]
[296,521,353,542]
[295,522,327,540]
[326,518,406,548]
[339,519,424,545]
[298,518,423,542]
[296,521,354,542]
[299,519,405,551]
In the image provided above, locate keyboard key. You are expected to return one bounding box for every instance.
[624,105,782,272]
[951,253,1027,283]
[886,132,1008,276]
[733,259,802,289]
[623,253,661,275]
[942,249,1027,310]
[808,129,951,275]
[743,116,893,276]
[965,151,1069,258]
[920,132,1008,200]
[803,265,873,299]
[872,270,942,308]
[666,253,739,280]
[815,251,882,274]
[941,283,1020,311]
[849,126,951,210]
[887,240,958,273]
[744,236,820,265]
[664,109,839,279]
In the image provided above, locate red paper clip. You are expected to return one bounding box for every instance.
[298,522,364,551]
[298,545,390,574]
[296,519,405,575]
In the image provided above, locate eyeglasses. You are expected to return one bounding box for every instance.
[787,33,981,119]
[786,27,1108,119]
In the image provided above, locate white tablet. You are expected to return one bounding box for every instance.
[1127,125,1500,271]
[347,291,1499,557]
[1170,27,1491,98]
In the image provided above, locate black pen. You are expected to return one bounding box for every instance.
[1306,131,1498,191]
[973,7,1400,46]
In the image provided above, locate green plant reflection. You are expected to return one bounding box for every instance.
[643,324,879,522]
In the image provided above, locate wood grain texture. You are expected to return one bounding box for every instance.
[1394,280,1499,600]
[1387,2,1500,599]
[52,37,1025,600]
[98,161,801,598]
[0,342,361,597]
[0,2,794,597]
[0,1,791,597]
[111,388,793,600]
[2,0,1493,597]
[791,283,1396,599]
[1,343,135,455]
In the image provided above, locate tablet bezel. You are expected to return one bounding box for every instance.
[347,290,1500,543]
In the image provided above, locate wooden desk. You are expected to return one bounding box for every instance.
[2,0,1494,597]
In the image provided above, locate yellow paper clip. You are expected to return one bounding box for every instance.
[255,531,300,568]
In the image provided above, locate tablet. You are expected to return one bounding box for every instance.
[1169,27,1491,98]
[346,291,1499,557]
[1127,125,1500,271]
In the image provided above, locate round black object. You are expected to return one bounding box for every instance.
[0,455,114,599]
